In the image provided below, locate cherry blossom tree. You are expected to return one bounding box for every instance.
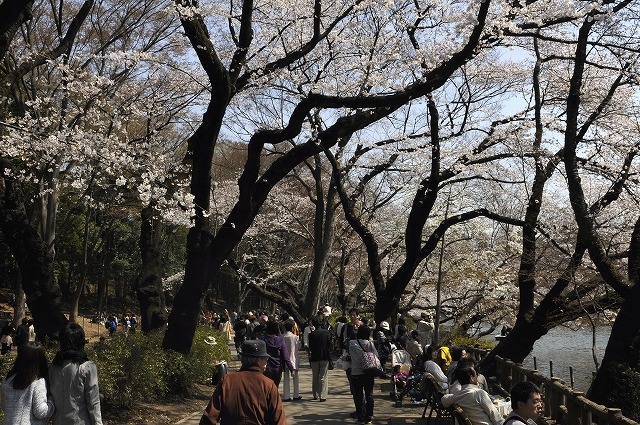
[0,0,95,339]
[166,0,634,353]
[557,0,640,413]
[0,0,199,337]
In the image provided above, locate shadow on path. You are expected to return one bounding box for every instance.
[178,342,431,425]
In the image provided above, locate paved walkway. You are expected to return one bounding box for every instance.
[176,343,431,425]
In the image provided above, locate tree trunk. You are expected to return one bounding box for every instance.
[162,105,227,352]
[11,270,25,328]
[96,278,107,313]
[135,205,168,333]
[587,281,640,410]
[559,10,640,415]
[0,158,68,341]
[69,197,91,323]
[480,313,549,374]
[302,163,337,317]
[0,0,35,60]
[587,216,640,411]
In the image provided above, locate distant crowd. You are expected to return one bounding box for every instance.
[199,306,445,425]
[101,312,138,337]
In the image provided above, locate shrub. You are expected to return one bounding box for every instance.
[0,353,14,422]
[450,334,495,351]
[165,327,231,395]
[0,353,14,380]
[89,332,169,408]
[605,362,640,421]
[88,326,230,409]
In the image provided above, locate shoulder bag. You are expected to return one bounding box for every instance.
[356,339,385,377]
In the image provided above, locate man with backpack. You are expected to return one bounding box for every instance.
[106,314,117,336]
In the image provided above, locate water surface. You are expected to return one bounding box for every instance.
[520,326,610,392]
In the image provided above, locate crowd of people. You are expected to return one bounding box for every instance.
[102,312,138,336]
[0,306,538,425]
[200,307,543,425]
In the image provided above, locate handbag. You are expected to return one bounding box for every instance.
[335,350,352,371]
[357,339,385,377]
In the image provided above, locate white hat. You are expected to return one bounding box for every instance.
[204,336,217,345]
[380,321,390,331]
[322,305,332,316]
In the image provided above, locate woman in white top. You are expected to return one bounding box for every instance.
[1,341,55,424]
[423,345,449,391]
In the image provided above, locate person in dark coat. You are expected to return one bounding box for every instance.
[14,318,29,348]
[200,339,286,425]
[232,316,247,357]
[308,317,332,401]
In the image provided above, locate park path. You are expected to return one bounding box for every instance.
[175,342,429,425]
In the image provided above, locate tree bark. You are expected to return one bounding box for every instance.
[588,280,640,409]
[585,214,640,410]
[11,271,25,329]
[0,158,68,341]
[0,0,34,60]
[302,157,337,317]
[135,205,168,334]
[69,198,91,323]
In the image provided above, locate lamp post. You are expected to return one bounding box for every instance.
[433,191,451,346]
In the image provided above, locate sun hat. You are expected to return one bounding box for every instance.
[241,339,271,358]
[380,321,390,331]
[204,336,217,345]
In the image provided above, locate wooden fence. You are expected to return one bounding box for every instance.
[491,355,638,425]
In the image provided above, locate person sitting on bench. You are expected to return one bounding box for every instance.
[442,366,502,425]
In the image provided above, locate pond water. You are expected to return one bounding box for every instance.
[518,326,610,392]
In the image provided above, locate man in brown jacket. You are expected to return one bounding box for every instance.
[200,339,287,425]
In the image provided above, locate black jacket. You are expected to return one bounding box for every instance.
[308,328,332,362]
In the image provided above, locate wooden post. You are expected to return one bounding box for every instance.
[570,391,586,425]
[548,377,563,419]
[569,366,574,388]
[607,408,623,425]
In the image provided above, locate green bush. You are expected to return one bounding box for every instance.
[451,334,495,351]
[0,353,14,421]
[0,354,14,381]
[605,362,640,421]
[164,327,231,395]
[88,327,230,408]
[89,332,167,408]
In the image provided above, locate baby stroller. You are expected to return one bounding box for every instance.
[391,352,428,407]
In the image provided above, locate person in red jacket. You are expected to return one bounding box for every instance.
[200,339,287,425]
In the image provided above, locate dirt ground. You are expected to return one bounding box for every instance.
[102,383,212,425]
